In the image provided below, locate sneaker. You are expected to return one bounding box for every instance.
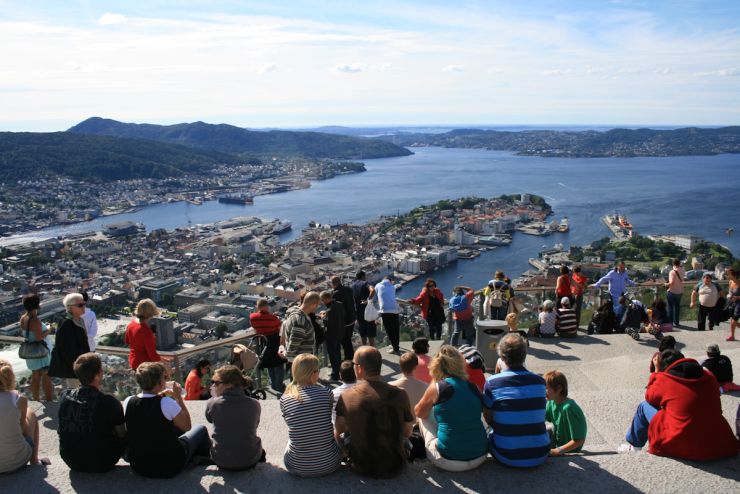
[726,336,736,342]
[617,443,642,454]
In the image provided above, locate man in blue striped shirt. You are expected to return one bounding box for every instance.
[483,333,549,467]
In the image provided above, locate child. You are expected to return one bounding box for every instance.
[411,337,432,384]
[332,360,356,423]
[702,344,740,393]
[544,370,587,456]
[614,295,628,332]
[505,312,530,344]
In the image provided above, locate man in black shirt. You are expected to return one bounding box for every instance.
[702,344,738,391]
[58,353,126,472]
[351,270,376,347]
[331,275,356,360]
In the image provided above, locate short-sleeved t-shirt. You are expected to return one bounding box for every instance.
[336,380,414,478]
[545,399,587,451]
[413,353,432,384]
[59,386,125,472]
[695,281,720,307]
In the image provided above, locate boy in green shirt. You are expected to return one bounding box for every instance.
[544,370,587,456]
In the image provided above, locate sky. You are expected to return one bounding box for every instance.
[1,0,739,131]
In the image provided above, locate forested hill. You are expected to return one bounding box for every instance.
[375,126,740,158]
[0,132,241,181]
[69,117,412,159]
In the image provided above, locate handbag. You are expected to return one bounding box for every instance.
[364,300,380,321]
[19,330,49,360]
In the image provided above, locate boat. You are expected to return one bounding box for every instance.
[617,215,633,230]
[218,193,254,205]
[478,234,512,246]
[558,217,569,232]
[272,220,292,234]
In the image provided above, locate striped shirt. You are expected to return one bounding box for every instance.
[556,308,578,337]
[279,385,340,477]
[280,307,315,362]
[483,368,549,468]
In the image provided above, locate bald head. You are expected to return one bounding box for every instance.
[354,345,382,378]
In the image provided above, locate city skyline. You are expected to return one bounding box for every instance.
[1,0,739,131]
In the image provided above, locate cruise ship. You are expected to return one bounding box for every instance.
[558,217,569,232]
[218,193,254,205]
[272,221,292,234]
[478,234,512,246]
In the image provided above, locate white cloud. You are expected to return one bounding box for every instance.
[541,69,572,76]
[693,67,738,77]
[258,63,278,74]
[653,68,672,75]
[332,63,365,73]
[442,64,464,72]
[97,13,127,26]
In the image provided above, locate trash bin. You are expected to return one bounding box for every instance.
[475,319,508,371]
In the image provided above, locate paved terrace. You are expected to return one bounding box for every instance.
[5,324,740,494]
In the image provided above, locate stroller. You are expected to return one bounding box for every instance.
[230,334,268,400]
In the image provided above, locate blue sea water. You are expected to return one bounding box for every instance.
[3,147,738,294]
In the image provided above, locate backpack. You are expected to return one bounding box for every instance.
[489,283,509,309]
[449,294,469,313]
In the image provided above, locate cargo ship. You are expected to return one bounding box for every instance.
[218,194,254,205]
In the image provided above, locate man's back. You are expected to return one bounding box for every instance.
[336,380,413,477]
[389,375,427,410]
[58,386,125,472]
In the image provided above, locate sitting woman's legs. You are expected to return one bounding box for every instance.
[22,408,40,464]
[179,425,212,466]
[625,401,659,447]
[418,417,487,472]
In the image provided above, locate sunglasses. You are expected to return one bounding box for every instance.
[72,303,86,308]
[210,380,223,386]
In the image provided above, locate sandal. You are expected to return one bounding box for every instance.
[727,336,736,342]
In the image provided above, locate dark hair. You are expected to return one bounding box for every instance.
[498,333,527,367]
[339,360,356,384]
[544,370,568,397]
[494,271,505,280]
[726,268,737,278]
[560,265,570,275]
[672,258,681,267]
[135,362,167,391]
[356,270,366,280]
[573,266,582,274]
[194,359,211,377]
[599,299,614,312]
[618,295,627,305]
[424,278,436,289]
[653,298,666,311]
[659,349,684,371]
[22,294,40,312]
[412,337,430,355]
[399,352,419,375]
[73,353,102,386]
[356,347,382,376]
[658,335,676,352]
[81,291,89,303]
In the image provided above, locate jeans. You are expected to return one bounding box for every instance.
[625,401,658,448]
[698,304,715,331]
[325,338,342,379]
[450,319,475,346]
[666,292,682,326]
[179,425,212,466]
[490,306,507,321]
[381,313,400,351]
[573,294,584,327]
[267,365,285,392]
[427,320,443,340]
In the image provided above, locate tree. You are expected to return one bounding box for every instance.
[214,323,228,339]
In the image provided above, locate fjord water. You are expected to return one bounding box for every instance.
[4,147,738,293]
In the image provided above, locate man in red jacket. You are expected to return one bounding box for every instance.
[618,349,739,460]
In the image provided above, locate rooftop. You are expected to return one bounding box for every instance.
[6,325,740,493]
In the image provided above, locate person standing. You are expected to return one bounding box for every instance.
[49,293,90,389]
[351,271,376,347]
[279,292,319,363]
[58,353,126,472]
[408,279,446,340]
[331,276,356,361]
[571,266,588,328]
[81,291,98,352]
[665,259,686,327]
[485,272,512,321]
[19,294,53,402]
[555,266,573,309]
[690,273,723,331]
[250,299,286,392]
[591,261,637,307]
[725,268,739,342]
[124,299,161,370]
[371,275,400,353]
[449,286,475,346]
[319,291,345,381]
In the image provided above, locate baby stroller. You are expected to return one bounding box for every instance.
[622,300,649,340]
[230,335,268,400]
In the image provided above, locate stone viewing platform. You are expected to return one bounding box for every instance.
[6,324,739,493]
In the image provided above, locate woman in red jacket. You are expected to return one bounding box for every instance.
[408,279,446,340]
[124,299,161,370]
[619,349,739,460]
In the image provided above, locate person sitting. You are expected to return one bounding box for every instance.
[58,353,126,472]
[556,297,578,337]
[414,345,488,472]
[648,299,672,333]
[505,312,530,341]
[335,346,415,478]
[0,359,48,472]
[280,354,340,477]
[332,360,357,423]
[412,337,432,384]
[622,299,649,339]
[535,300,557,337]
[702,344,740,393]
[390,352,428,410]
[250,298,286,393]
[483,333,549,467]
[458,344,486,392]
[49,293,90,388]
[184,359,211,400]
[587,299,616,335]
[124,362,211,478]
[618,349,739,460]
[206,365,265,470]
[544,371,587,456]
[614,296,628,332]
[650,336,677,373]
[124,299,161,370]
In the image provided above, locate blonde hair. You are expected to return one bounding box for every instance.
[429,345,468,381]
[302,291,320,307]
[0,359,16,392]
[134,298,160,320]
[284,354,319,400]
[505,312,518,326]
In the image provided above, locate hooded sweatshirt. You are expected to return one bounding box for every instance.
[646,358,739,460]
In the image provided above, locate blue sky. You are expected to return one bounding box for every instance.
[1,0,739,130]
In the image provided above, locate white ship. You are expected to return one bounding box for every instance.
[558,217,569,232]
[273,221,292,234]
